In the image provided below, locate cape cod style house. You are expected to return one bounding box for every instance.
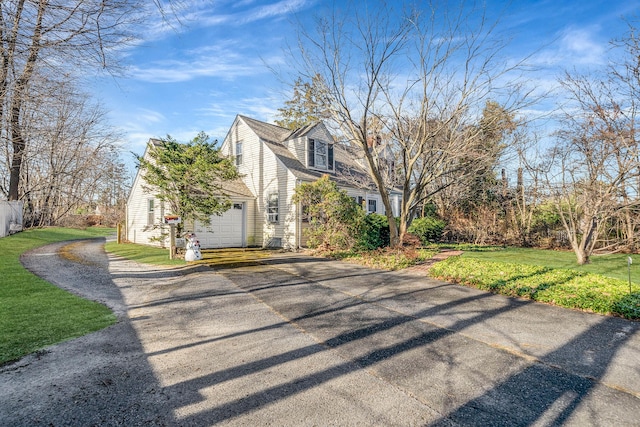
[126,115,400,249]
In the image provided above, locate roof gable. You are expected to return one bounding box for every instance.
[239,115,328,143]
[234,115,376,189]
[238,115,291,144]
[130,137,255,201]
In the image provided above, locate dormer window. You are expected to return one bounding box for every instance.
[308,138,334,171]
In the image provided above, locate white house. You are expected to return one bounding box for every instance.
[126,115,400,249]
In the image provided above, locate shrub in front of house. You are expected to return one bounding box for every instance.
[357,213,390,250]
[294,176,366,251]
[407,216,446,245]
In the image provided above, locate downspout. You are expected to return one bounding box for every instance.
[124,202,128,243]
[296,179,301,251]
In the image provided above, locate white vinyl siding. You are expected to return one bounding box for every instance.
[125,158,166,247]
[221,117,283,247]
[285,137,307,164]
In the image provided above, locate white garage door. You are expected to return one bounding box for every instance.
[193,203,245,248]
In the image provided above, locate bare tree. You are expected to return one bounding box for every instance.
[510,144,545,246]
[0,0,140,201]
[9,76,125,226]
[547,66,640,264]
[292,0,530,246]
[610,21,640,252]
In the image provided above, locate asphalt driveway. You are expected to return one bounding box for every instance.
[2,238,639,426]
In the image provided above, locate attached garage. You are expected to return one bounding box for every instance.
[194,202,246,248]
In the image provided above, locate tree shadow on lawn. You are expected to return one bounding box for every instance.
[450,264,640,319]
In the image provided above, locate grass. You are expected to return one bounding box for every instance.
[1,227,117,365]
[193,248,273,268]
[429,246,640,320]
[104,243,273,268]
[458,246,640,283]
[325,247,438,270]
[104,241,186,266]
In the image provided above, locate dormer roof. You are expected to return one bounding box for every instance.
[238,115,320,143]
[237,115,378,190]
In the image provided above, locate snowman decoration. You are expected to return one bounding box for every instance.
[184,232,202,261]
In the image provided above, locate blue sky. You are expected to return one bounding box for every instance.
[93,0,640,168]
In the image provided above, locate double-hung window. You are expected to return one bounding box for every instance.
[235,141,243,166]
[367,198,377,214]
[267,193,279,223]
[315,139,327,168]
[308,139,334,171]
[147,199,155,225]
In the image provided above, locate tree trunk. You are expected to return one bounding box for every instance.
[7,0,45,201]
[7,132,25,200]
[575,246,590,265]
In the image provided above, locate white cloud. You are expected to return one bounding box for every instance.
[559,27,607,65]
[532,25,608,69]
[137,108,167,123]
[200,96,280,121]
[171,0,314,30]
[239,0,313,23]
[110,108,171,156]
[130,50,266,83]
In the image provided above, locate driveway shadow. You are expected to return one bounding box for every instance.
[185,255,640,425]
[10,244,639,425]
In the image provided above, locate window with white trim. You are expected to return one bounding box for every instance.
[308,138,334,171]
[235,141,243,166]
[267,193,279,223]
[367,198,377,214]
[147,199,155,225]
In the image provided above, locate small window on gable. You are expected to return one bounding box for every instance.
[368,198,377,214]
[267,192,279,223]
[236,141,243,166]
[147,199,155,225]
[308,138,334,171]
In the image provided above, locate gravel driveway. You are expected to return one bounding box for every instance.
[2,237,639,426]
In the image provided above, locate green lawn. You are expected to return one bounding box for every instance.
[460,246,640,283]
[0,227,117,365]
[104,241,186,266]
[329,247,438,270]
[429,246,640,319]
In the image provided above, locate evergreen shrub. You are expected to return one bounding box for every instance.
[408,216,446,245]
[357,213,390,250]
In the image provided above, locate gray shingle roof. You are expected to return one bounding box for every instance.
[238,115,377,190]
[145,137,255,199]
